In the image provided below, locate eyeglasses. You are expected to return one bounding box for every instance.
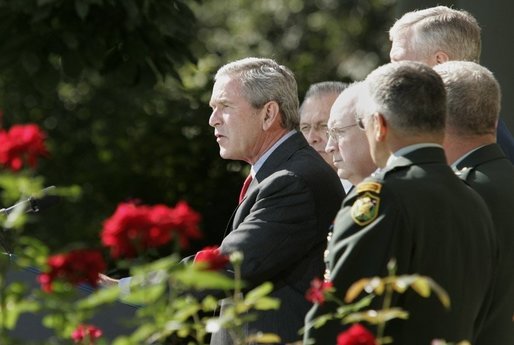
[357,112,377,130]
[357,117,365,130]
[326,124,358,141]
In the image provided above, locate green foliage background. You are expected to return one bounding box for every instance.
[0,0,395,261]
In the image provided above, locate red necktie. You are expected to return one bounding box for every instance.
[239,174,253,203]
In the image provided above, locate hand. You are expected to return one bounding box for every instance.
[98,273,120,288]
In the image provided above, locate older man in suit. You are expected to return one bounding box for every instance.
[206,57,344,344]
[100,57,344,344]
[389,5,514,163]
[435,61,514,345]
[303,61,497,345]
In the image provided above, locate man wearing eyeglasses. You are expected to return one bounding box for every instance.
[300,81,352,192]
[303,61,496,345]
[324,81,376,189]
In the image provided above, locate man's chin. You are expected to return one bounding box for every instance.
[337,169,348,180]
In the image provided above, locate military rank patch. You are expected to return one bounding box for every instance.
[351,192,380,226]
[356,181,382,194]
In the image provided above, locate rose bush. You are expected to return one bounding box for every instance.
[0,123,48,171]
[101,201,202,258]
[71,324,103,345]
[38,249,106,293]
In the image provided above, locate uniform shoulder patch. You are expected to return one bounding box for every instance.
[356,181,382,194]
[351,191,380,226]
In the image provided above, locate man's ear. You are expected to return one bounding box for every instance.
[262,101,281,130]
[374,113,387,142]
[434,51,450,65]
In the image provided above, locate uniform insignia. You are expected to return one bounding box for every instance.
[356,181,382,194]
[351,192,380,226]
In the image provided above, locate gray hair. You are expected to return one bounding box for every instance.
[434,61,500,136]
[302,81,348,102]
[215,57,300,130]
[389,6,481,62]
[300,81,349,116]
[363,61,446,135]
[335,81,366,120]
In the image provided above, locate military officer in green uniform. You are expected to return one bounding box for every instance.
[435,61,514,345]
[303,61,497,345]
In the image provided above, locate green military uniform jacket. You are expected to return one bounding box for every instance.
[304,146,497,345]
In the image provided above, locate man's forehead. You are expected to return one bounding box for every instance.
[210,76,241,101]
[328,99,356,125]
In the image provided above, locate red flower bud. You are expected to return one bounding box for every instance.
[337,324,377,345]
[194,246,229,270]
[305,277,333,304]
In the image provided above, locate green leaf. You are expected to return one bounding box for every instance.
[76,285,121,309]
[202,295,219,311]
[122,284,165,305]
[244,282,273,304]
[174,268,236,290]
[246,333,281,343]
[309,313,334,329]
[411,276,431,298]
[425,277,451,309]
[344,307,409,325]
[253,296,280,311]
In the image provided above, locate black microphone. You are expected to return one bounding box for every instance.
[0,186,61,215]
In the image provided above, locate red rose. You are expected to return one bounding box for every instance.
[149,201,202,248]
[337,324,377,345]
[71,324,103,344]
[0,123,48,171]
[194,246,229,270]
[305,277,333,304]
[101,201,202,258]
[38,249,106,293]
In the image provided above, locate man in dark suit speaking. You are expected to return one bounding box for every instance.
[207,57,344,344]
[101,57,344,344]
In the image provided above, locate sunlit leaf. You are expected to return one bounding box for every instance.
[122,284,165,305]
[246,332,281,343]
[76,285,121,309]
[345,278,371,303]
[426,277,451,309]
[244,282,273,304]
[202,295,219,311]
[253,296,280,311]
[306,313,334,330]
[392,275,414,293]
[368,277,385,295]
[411,276,431,298]
[344,308,409,324]
[174,268,236,290]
